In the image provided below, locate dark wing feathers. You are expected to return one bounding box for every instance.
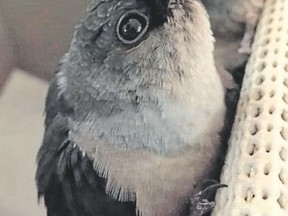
[36,66,136,215]
[36,1,172,215]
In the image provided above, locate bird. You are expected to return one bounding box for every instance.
[203,0,264,54]
[36,0,230,215]
[229,0,264,54]
[203,0,264,83]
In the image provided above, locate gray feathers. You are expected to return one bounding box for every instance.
[37,0,227,215]
[57,0,225,155]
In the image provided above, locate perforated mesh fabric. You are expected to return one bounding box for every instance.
[212,0,288,215]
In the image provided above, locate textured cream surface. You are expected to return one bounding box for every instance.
[0,70,47,216]
[212,0,288,215]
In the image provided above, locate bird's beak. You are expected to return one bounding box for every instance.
[168,0,187,9]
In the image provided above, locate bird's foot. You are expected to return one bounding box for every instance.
[189,180,227,216]
[238,45,252,54]
[238,36,253,54]
[238,12,259,55]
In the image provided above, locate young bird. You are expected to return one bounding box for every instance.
[36,0,227,215]
[202,0,264,87]
[229,0,265,54]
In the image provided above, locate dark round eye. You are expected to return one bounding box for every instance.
[117,10,149,44]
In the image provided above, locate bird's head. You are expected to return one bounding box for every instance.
[57,0,215,101]
[55,0,223,154]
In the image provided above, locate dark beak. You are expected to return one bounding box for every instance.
[168,0,180,9]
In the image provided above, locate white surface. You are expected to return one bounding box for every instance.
[213,0,288,215]
[0,70,47,216]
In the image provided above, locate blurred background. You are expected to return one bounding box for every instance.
[0,0,89,215]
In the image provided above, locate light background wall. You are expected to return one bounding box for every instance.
[0,0,89,81]
[0,1,90,215]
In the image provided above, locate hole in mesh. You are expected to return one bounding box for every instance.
[266,18,273,24]
[281,110,288,121]
[257,62,267,72]
[283,94,288,104]
[237,112,247,123]
[261,38,271,46]
[250,124,260,135]
[247,143,259,156]
[276,37,280,42]
[280,148,288,161]
[284,79,288,87]
[269,90,275,98]
[253,90,264,101]
[273,62,278,68]
[267,124,273,132]
[277,27,283,32]
[263,165,271,175]
[262,190,269,200]
[260,49,268,58]
[236,116,241,123]
[271,75,276,81]
[277,193,286,209]
[279,16,283,21]
[278,169,287,184]
[269,106,275,114]
[252,106,262,117]
[243,111,247,120]
[245,164,257,178]
[286,52,288,58]
[280,6,284,11]
[265,144,271,153]
[264,28,272,35]
[280,127,288,140]
[243,188,256,202]
[274,49,279,54]
[241,211,252,216]
[255,76,265,85]
[270,8,275,13]
[285,64,288,72]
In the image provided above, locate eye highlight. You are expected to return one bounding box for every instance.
[117,10,149,44]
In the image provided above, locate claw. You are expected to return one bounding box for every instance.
[200,183,227,199]
[189,180,227,216]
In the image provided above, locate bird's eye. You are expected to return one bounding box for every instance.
[117,10,149,44]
